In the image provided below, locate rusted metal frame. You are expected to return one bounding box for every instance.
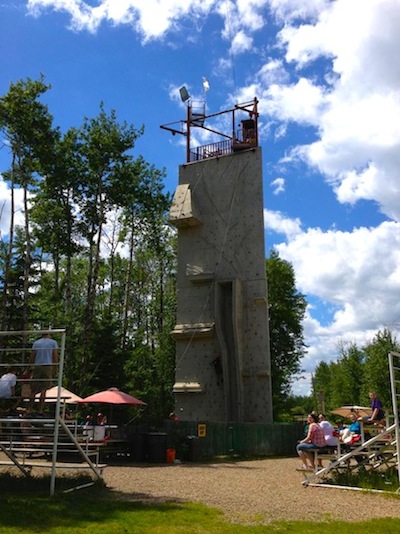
[161,98,259,162]
[159,121,187,136]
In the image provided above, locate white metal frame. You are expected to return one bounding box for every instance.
[388,350,400,488]
[301,351,400,492]
[0,328,104,496]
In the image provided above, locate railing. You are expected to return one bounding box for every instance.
[188,125,258,163]
[189,140,233,162]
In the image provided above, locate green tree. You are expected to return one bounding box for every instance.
[0,76,56,332]
[31,128,83,313]
[266,249,307,417]
[0,76,178,422]
[330,342,364,408]
[312,361,333,413]
[362,328,399,410]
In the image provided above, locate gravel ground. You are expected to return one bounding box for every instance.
[103,457,400,525]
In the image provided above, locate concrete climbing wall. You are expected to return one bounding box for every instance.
[169,147,273,423]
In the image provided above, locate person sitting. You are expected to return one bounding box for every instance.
[296,413,325,470]
[0,366,19,414]
[318,413,338,446]
[358,391,385,427]
[341,413,362,447]
[317,413,339,467]
[0,366,17,398]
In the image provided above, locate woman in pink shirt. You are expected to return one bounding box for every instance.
[296,413,325,470]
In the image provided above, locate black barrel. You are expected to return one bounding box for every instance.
[185,435,201,462]
[129,432,146,462]
[145,432,167,463]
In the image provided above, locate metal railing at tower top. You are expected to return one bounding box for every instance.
[189,139,232,162]
[160,98,259,163]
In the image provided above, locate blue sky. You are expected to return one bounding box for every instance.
[1,0,400,396]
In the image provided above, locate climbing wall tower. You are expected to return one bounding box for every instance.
[162,98,273,423]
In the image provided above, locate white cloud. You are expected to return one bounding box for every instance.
[27,0,267,46]
[27,0,268,57]
[0,177,25,237]
[274,220,400,393]
[262,78,327,126]
[264,209,302,239]
[257,59,290,86]
[270,177,285,195]
[28,0,216,40]
[230,30,253,55]
[268,0,331,23]
[263,0,400,221]
[216,0,266,55]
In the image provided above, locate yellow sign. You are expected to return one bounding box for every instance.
[197,423,206,438]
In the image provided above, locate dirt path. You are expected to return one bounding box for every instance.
[103,457,400,525]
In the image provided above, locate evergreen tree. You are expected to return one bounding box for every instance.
[312,361,333,413]
[0,76,56,333]
[328,342,365,408]
[362,328,399,410]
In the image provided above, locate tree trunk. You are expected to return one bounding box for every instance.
[22,179,31,332]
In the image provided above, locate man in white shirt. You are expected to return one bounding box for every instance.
[318,413,338,446]
[317,413,339,468]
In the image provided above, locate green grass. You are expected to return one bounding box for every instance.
[1,475,400,533]
[1,496,400,533]
[328,465,400,492]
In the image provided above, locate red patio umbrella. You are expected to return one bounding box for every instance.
[79,387,146,405]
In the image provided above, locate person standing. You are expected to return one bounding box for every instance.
[28,332,58,415]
